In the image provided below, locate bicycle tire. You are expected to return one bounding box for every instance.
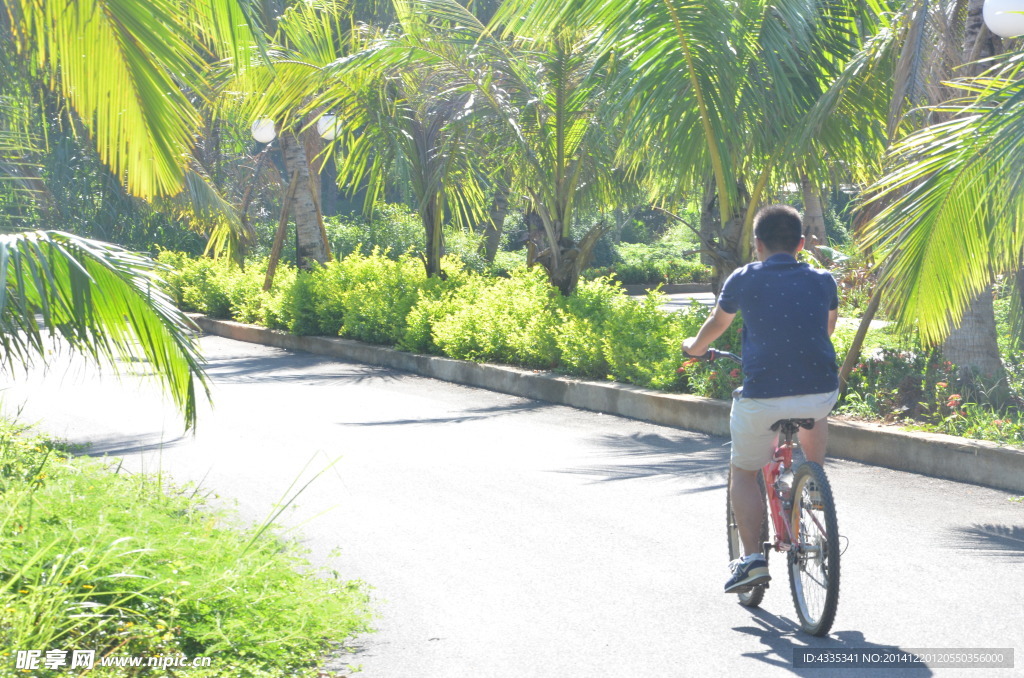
[726,466,769,607]
[787,462,840,636]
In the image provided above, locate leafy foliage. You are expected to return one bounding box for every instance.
[0,233,207,428]
[0,420,369,677]
[860,55,1024,346]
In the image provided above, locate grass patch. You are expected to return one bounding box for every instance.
[0,421,370,677]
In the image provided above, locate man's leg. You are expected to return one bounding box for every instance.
[731,464,765,557]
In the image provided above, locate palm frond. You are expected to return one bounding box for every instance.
[6,0,208,199]
[0,231,208,428]
[860,60,1024,344]
[165,169,253,264]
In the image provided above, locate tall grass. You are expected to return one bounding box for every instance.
[0,422,370,677]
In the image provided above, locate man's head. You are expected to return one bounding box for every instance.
[753,204,804,257]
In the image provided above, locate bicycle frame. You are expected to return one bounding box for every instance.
[763,432,798,553]
[763,426,832,559]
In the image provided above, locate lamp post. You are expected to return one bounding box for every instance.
[984,0,1024,38]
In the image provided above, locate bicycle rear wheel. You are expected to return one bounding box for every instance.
[787,462,840,636]
[726,466,768,607]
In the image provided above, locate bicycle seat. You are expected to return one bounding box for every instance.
[770,418,816,434]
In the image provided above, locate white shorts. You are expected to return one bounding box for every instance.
[730,389,839,471]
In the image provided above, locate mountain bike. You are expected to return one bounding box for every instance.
[688,348,841,636]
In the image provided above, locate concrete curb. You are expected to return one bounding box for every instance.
[192,316,1024,494]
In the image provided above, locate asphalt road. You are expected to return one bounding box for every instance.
[4,335,1023,678]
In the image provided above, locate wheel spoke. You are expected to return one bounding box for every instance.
[787,463,840,636]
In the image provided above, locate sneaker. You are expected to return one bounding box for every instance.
[724,554,770,593]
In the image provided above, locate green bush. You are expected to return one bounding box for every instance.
[431,267,561,369]
[158,252,284,325]
[336,252,426,345]
[555,278,621,379]
[176,256,232,318]
[584,243,711,285]
[398,265,472,354]
[278,269,321,336]
[602,294,709,390]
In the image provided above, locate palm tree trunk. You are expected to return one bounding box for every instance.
[939,0,1006,387]
[800,175,826,253]
[700,183,746,295]
[942,289,1006,376]
[482,179,510,263]
[279,131,329,269]
[839,287,882,395]
[420,192,445,277]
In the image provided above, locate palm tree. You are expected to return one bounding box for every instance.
[0,232,207,426]
[303,1,489,278]
[492,0,892,292]
[858,52,1024,373]
[219,0,341,269]
[352,0,630,295]
[0,0,264,426]
[844,0,1013,388]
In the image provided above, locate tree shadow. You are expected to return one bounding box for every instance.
[558,431,730,488]
[203,352,408,386]
[336,401,551,427]
[946,523,1024,560]
[67,432,187,457]
[733,608,933,676]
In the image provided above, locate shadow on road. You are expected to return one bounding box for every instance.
[946,523,1024,560]
[65,432,187,457]
[734,608,933,676]
[560,431,729,489]
[203,351,408,385]
[337,401,551,427]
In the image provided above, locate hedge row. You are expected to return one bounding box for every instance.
[157,251,1024,447]
[157,251,742,398]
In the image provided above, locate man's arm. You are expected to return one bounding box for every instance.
[828,308,838,337]
[682,305,736,356]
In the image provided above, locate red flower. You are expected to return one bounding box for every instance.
[730,369,740,378]
[677,359,698,373]
[710,371,718,378]
[936,382,948,389]
[947,394,962,408]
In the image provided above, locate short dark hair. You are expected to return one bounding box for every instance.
[753,205,803,253]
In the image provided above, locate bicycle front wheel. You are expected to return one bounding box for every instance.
[726,466,768,608]
[787,462,840,636]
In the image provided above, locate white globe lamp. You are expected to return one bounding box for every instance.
[984,0,1024,38]
[317,114,340,141]
[250,119,277,144]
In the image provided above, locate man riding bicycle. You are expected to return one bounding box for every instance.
[682,205,839,594]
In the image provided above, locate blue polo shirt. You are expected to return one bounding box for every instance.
[717,253,839,398]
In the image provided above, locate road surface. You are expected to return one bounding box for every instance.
[3,336,1022,677]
